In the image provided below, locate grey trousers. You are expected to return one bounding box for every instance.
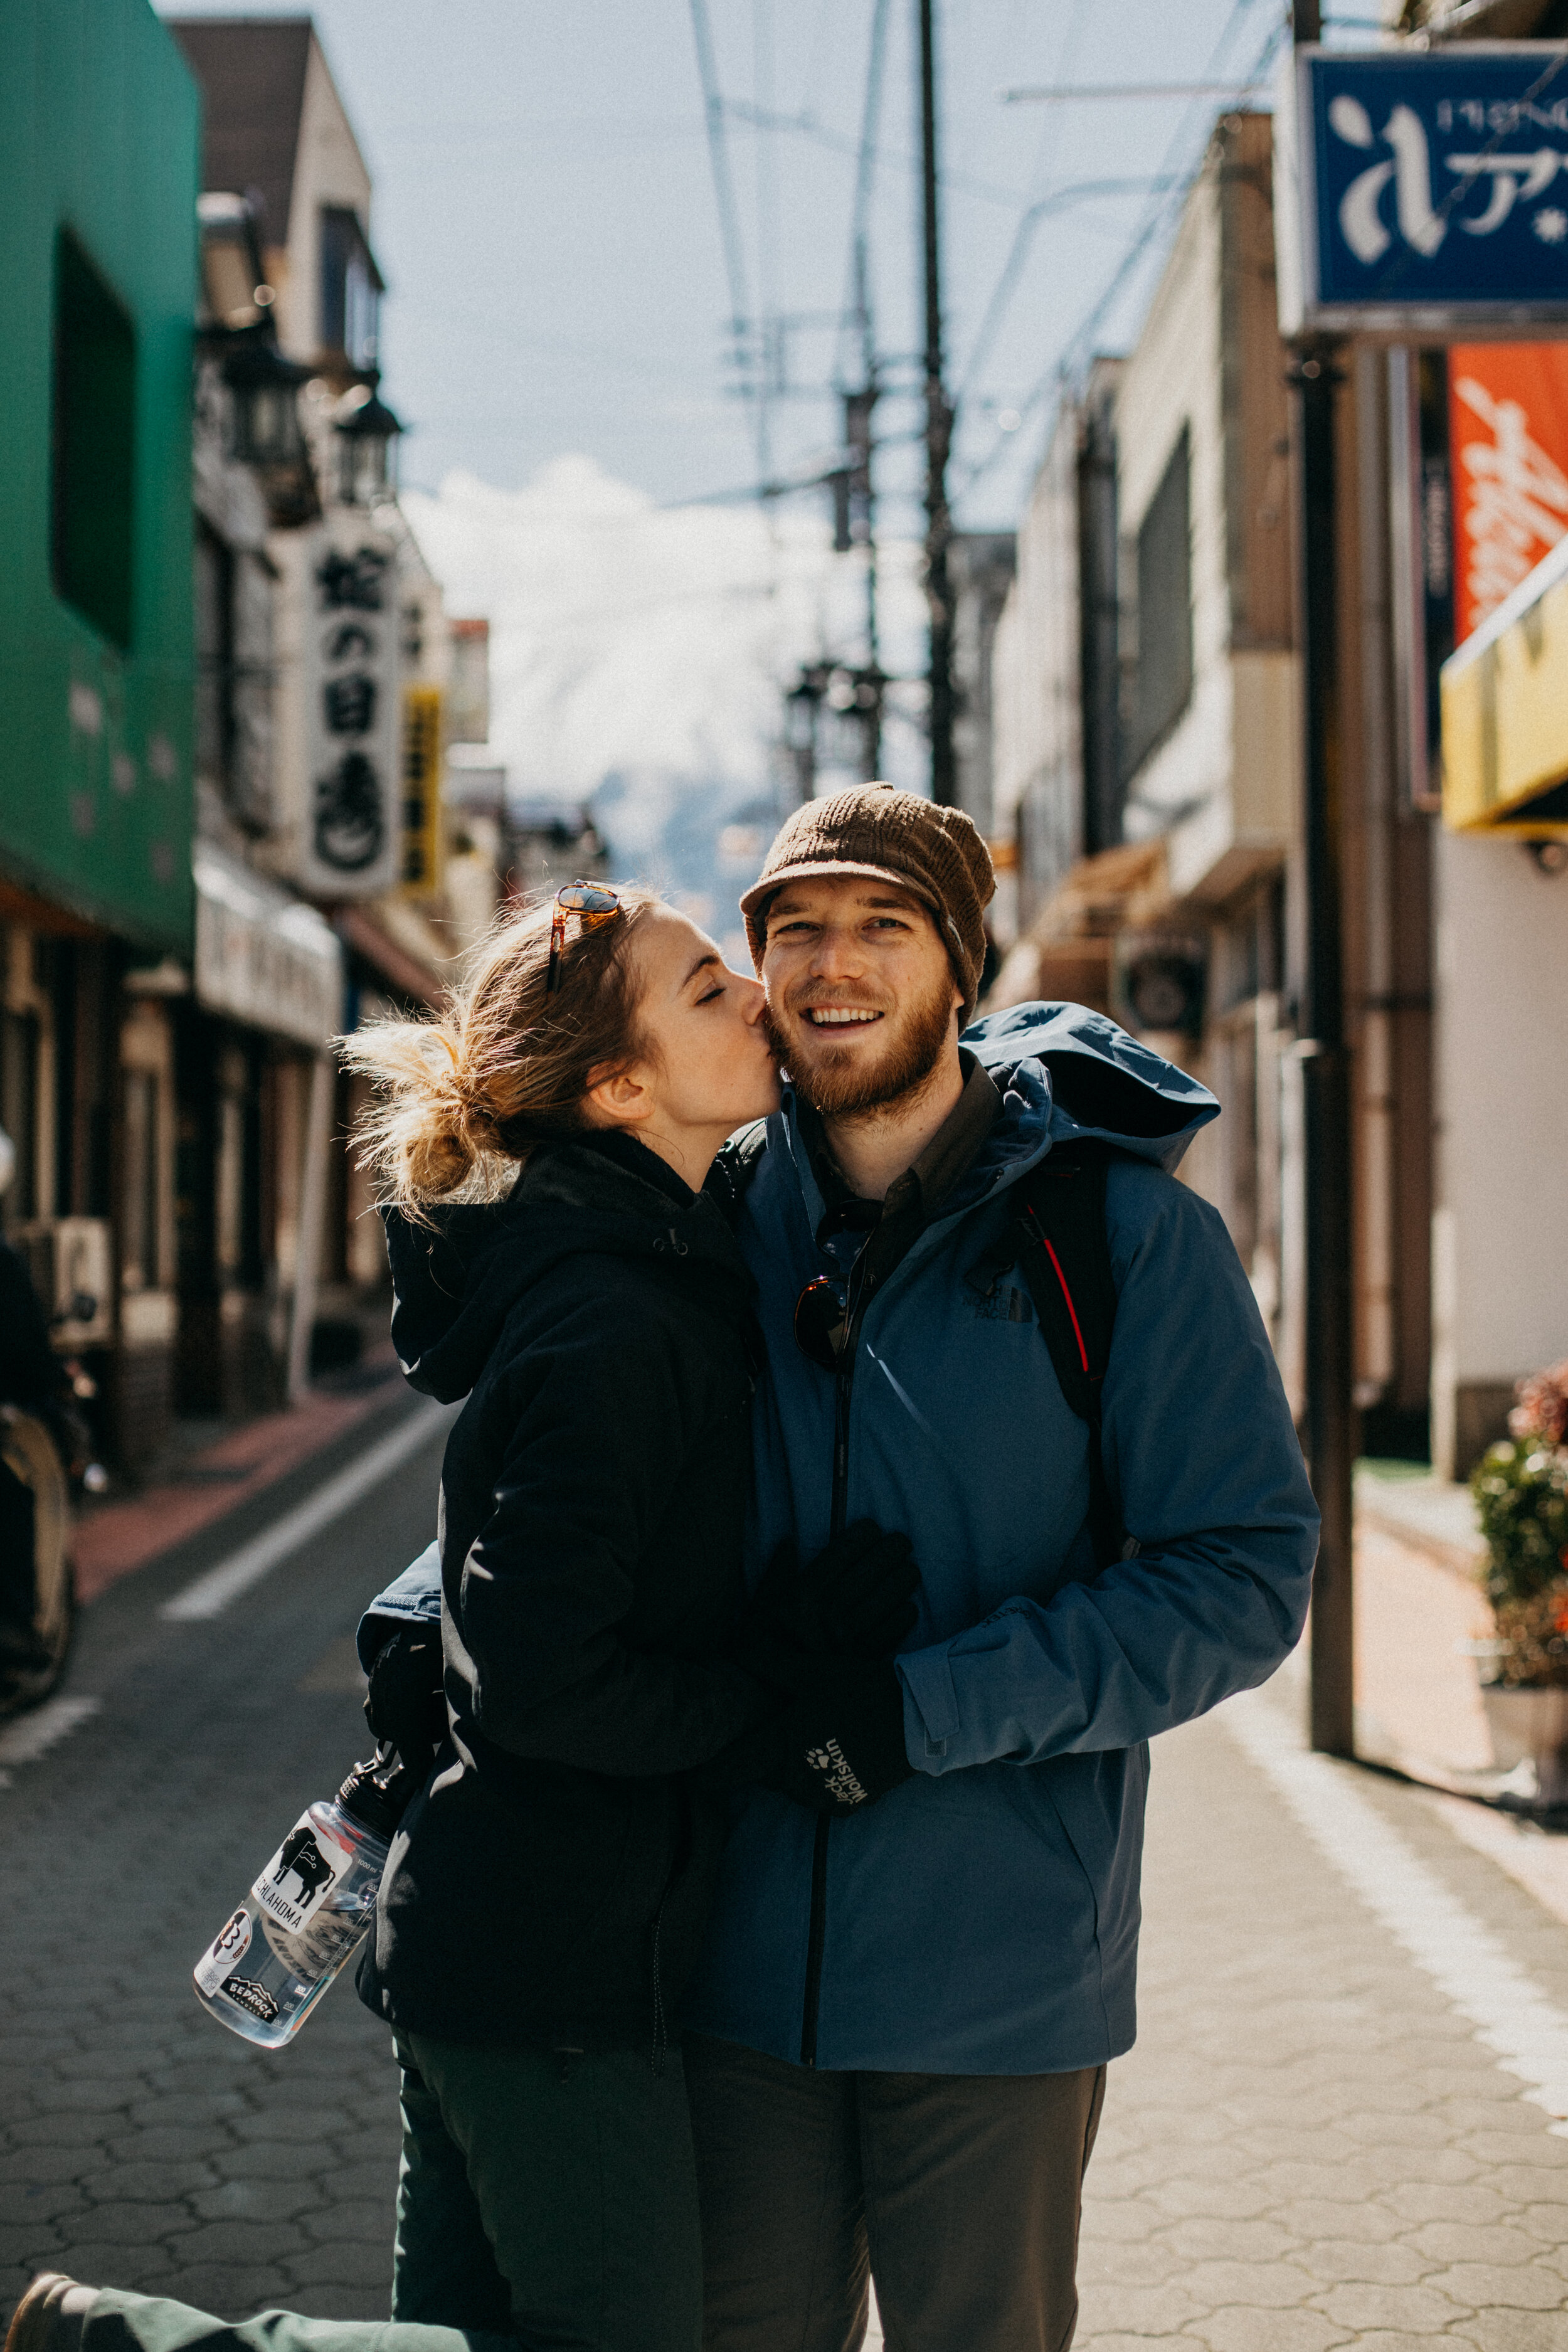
[684,2034,1106,2352]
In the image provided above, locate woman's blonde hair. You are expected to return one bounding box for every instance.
[339,886,660,1214]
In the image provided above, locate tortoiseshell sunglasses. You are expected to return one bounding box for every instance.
[545,881,622,994]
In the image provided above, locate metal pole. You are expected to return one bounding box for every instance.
[287,1051,335,1402]
[1291,327,1356,1757]
[1288,0,1353,1756]
[918,0,956,805]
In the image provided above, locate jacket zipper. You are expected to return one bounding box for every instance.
[800,1264,864,2068]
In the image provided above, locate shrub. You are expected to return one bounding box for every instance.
[1471,1392,1568,1687]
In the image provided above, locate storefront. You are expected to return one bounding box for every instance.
[0,1,198,1465]
[1436,528,1568,1475]
[182,849,345,1414]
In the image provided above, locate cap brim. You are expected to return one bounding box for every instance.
[739,858,944,924]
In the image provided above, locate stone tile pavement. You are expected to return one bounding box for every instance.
[1,1404,440,2323]
[3,1414,1565,2346]
[1070,1677,1568,2352]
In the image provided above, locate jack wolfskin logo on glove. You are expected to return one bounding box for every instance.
[805,1739,868,1808]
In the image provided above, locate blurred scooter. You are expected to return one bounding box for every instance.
[0,1124,104,1719]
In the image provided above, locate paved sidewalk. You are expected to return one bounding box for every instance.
[72,1363,401,1602]
[1072,1673,1568,2352]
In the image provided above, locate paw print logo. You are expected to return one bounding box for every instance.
[806,1747,832,1771]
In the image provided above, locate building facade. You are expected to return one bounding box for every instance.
[172,15,506,1411]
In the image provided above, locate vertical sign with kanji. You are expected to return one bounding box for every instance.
[1448,344,1568,647]
[401,687,443,896]
[299,521,401,896]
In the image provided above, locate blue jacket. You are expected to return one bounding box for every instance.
[364,1003,1319,2076]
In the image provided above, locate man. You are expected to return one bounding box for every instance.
[679,785,1318,2352]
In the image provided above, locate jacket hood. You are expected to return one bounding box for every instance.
[384,1131,749,1403]
[962,999,1217,1180]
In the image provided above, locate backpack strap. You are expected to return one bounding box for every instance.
[1013,1145,1126,1569]
[706,1118,770,1227]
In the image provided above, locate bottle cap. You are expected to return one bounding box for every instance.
[336,1754,410,1841]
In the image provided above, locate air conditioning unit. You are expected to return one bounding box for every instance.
[1114,931,1207,1039]
[18,1218,114,1348]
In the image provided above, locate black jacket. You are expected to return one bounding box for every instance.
[358,1131,769,2052]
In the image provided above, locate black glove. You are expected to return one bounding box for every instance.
[733,1650,915,1817]
[739,1523,919,1667]
[364,1626,447,1780]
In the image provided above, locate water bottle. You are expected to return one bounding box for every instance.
[193,1756,403,2049]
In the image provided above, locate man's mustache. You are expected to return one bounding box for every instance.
[778,989,891,1019]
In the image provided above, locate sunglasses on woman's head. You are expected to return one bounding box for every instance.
[546,881,622,994]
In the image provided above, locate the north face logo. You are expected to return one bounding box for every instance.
[804,1738,867,1808]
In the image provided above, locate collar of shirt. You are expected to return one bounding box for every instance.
[800,1049,1002,1273]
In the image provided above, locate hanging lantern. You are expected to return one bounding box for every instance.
[334,374,403,507]
[223,332,309,468]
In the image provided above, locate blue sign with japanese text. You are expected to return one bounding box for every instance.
[1284,46,1568,329]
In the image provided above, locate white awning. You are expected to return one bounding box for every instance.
[193,848,344,1048]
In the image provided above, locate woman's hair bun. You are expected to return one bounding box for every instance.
[402,1123,477,1199]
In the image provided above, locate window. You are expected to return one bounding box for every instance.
[51,229,137,648]
[319,208,381,368]
[1125,426,1193,778]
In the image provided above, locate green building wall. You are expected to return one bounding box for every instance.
[0,0,198,951]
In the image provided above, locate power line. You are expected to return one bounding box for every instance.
[953,0,1100,430]
[956,179,1173,403]
[751,0,778,480]
[836,0,892,391]
[688,0,767,479]
[719,95,1030,208]
[955,0,1285,506]
[1000,80,1270,103]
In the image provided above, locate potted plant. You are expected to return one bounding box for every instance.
[1470,1357,1568,1806]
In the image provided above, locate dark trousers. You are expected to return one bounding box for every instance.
[390,2030,703,2350]
[685,2034,1106,2352]
[69,2033,703,2352]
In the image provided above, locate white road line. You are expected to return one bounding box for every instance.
[0,1694,101,1780]
[160,1401,453,1624]
[1221,1683,1568,2137]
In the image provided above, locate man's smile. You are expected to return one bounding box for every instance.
[800,1007,886,1029]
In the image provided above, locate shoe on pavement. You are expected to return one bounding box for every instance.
[4,2275,97,2352]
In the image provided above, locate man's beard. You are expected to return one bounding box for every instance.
[764,970,955,1120]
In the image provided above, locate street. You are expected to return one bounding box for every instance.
[0,1396,449,2323]
[2,1412,1565,2347]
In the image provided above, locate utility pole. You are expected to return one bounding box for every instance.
[919,0,956,805]
[1289,0,1355,1758]
[845,379,883,778]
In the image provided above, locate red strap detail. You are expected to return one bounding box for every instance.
[1025,1208,1089,1374]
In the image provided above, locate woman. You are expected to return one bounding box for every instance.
[341,881,785,2352]
[7,883,909,2352]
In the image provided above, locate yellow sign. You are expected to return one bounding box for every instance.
[1442,535,1568,835]
[400,688,443,893]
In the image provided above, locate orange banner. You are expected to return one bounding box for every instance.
[1449,344,1568,646]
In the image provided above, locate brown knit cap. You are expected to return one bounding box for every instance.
[739,785,996,1022]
